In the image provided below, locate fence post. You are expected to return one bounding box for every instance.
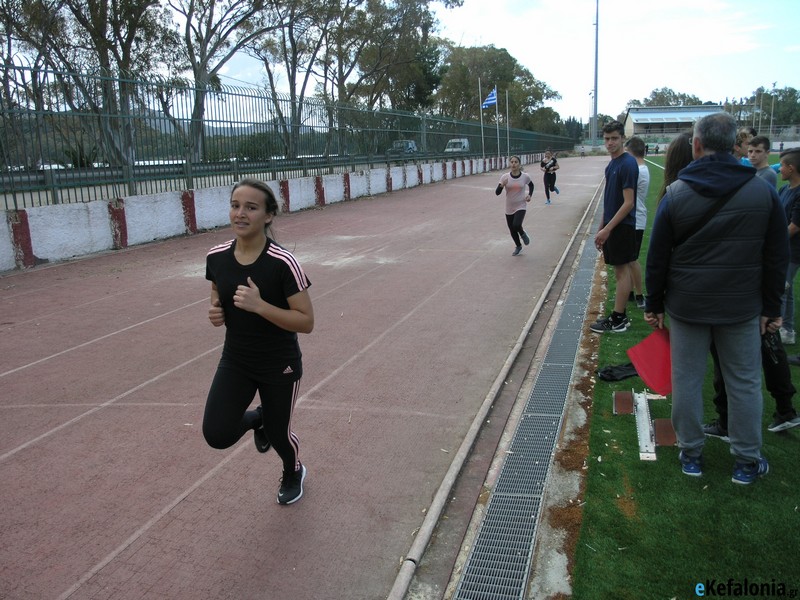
[43,169,59,205]
[123,163,136,197]
[184,154,194,190]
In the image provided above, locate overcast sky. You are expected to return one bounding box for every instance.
[432,0,800,122]
[219,0,800,124]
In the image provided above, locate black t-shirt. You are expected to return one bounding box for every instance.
[206,238,311,381]
[541,157,558,172]
[780,184,800,263]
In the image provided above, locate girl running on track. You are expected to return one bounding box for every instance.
[203,178,314,505]
[540,150,560,204]
[495,155,534,256]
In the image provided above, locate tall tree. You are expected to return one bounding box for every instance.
[435,45,513,121]
[246,0,335,158]
[435,45,558,126]
[347,0,439,111]
[5,0,179,175]
[628,87,704,107]
[167,0,289,162]
[564,116,583,141]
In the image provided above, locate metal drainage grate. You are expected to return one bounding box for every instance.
[454,231,598,600]
[452,495,542,600]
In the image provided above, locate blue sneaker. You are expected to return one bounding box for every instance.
[731,457,769,485]
[520,231,530,245]
[554,186,560,194]
[679,450,703,477]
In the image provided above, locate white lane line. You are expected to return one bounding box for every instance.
[0,345,221,463]
[294,255,483,406]
[55,255,484,599]
[2,239,419,379]
[56,443,244,600]
[0,299,208,379]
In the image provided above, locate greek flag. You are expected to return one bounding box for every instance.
[481,87,497,109]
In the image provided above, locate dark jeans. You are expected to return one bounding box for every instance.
[711,331,797,427]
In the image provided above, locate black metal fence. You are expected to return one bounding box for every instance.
[0,66,572,210]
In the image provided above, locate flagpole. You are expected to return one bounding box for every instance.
[494,87,500,160]
[505,90,510,158]
[479,78,485,159]
[481,86,498,162]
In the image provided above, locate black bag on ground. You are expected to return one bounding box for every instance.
[596,362,638,381]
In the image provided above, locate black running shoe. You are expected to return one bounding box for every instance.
[702,419,729,442]
[767,411,800,433]
[277,464,306,505]
[253,406,271,454]
[589,315,630,333]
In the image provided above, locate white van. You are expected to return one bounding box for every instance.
[444,138,469,153]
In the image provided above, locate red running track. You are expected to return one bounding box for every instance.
[0,157,608,600]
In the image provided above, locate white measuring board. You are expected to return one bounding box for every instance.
[633,390,657,460]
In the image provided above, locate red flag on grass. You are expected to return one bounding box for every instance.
[626,328,672,395]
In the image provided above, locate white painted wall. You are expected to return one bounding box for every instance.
[125,192,186,246]
[0,214,15,271]
[321,174,345,204]
[348,171,369,199]
[404,165,420,188]
[368,168,388,196]
[25,201,113,261]
[286,177,316,211]
[195,186,232,231]
[1,156,527,271]
[388,166,405,192]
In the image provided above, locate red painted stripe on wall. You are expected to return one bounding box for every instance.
[8,210,34,268]
[108,199,127,250]
[315,176,326,206]
[279,180,290,213]
[181,190,197,233]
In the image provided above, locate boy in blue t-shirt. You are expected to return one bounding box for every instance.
[590,121,639,333]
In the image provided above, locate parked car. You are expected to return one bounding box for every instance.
[387,139,418,155]
[443,138,469,153]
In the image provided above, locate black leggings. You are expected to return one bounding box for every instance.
[544,172,557,199]
[203,359,301,473]
[505,210,527,246]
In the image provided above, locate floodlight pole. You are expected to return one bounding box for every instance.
[591,0,599,149]
[769,82,776,137]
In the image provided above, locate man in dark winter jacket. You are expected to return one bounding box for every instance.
[644,111,789,485]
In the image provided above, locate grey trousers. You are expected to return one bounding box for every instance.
[670,315,763,463]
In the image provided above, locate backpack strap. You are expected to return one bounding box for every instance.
[673,186,740,247]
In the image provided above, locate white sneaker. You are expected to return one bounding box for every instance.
[780,328,796,345]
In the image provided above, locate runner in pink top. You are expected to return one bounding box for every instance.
[495,156,534,256]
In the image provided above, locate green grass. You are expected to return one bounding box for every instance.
[570,156,800,600]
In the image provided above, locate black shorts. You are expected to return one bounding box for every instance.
[603,223,637,266]
[634,228,644,259]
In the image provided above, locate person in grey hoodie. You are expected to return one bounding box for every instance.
[644,112,788,485]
